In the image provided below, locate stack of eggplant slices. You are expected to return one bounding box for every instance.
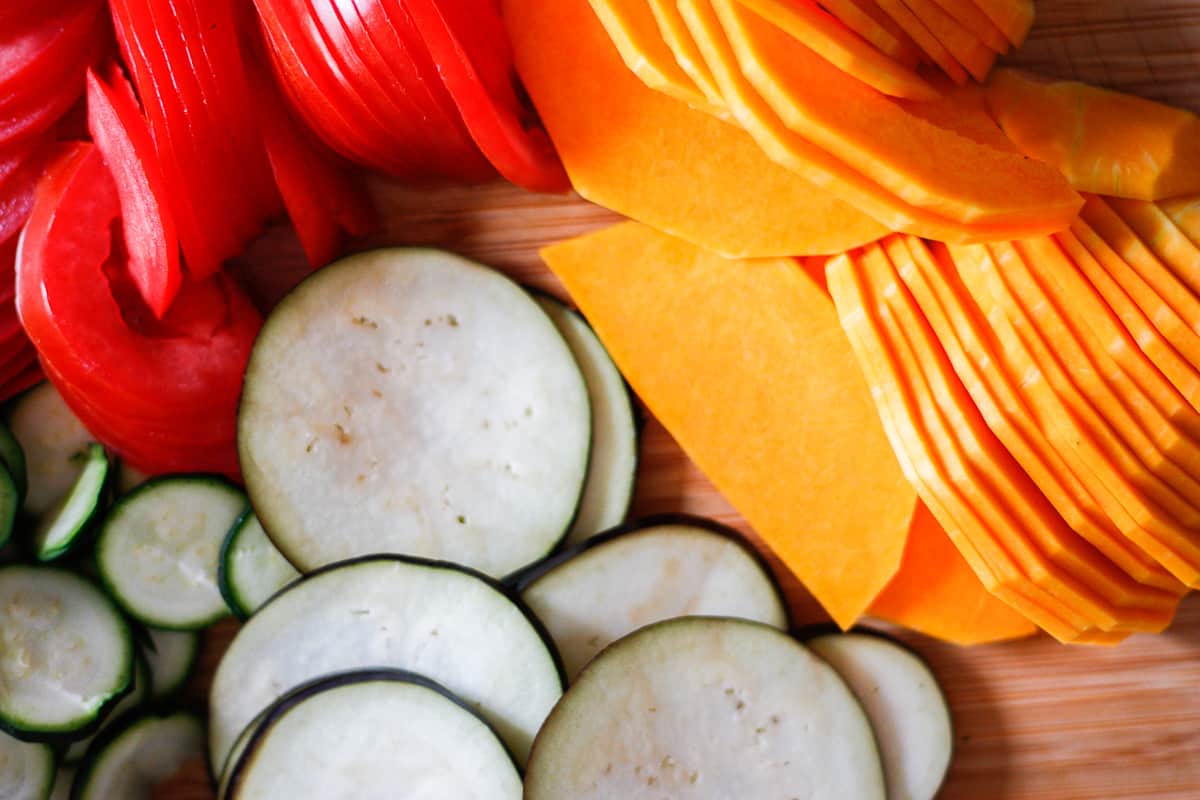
[1,248,953,800]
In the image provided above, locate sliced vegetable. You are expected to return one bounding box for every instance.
[96,476,242,629]
[534,294,638,544]
[0,420,28,502]
[48,766,74,800]
[503,0,890,257]
[9,382,91,517]
[872,0,968,84]
[239,249,589,577]
[141,627,199,700]
[898,0,996,81]
[218,511,299,619]
[987,69,1200,200]
[541,222,914,629]
[516,516,788,677]
[972,0,1033,47]
[714,0,1081,228]
[208,556,563,770]
[0,730,53,800]
[929,0,1009,53]
[85,65,181,318]
[72,711,203,800]
[868,502,1038,644]
[220,671,522,800]
[808,632,953,800]
[816,0,923,65]
[526,617,885,799]
[0,566,133,740]
[733,0,940,99]
[65,651,150,764]
[646,0,730,111]
[31,442,109,562]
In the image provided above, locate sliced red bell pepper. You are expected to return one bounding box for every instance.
[401,0,568,192]
[0,143,45,243]
[86,65,182,318]
[0,0,105,98]
[16,142,259,477]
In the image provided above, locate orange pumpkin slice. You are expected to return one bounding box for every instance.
[645,0,728,108]
[868,501,1039,645]
[585,0,726,114]
[713,0,1081,227]
[732,0,939,99]
[1110,197,1200,304]
[948,243,1200,586]
[987,70,1200,200]
[873,0,969,84]
[928,0,1010,53]
[890,235,1185,597]
[970,0,1034,48]
[676,0,1064,241]
[828,250,1103,642]
[818,0,923,66]
[897,0,997,81]
[504,0,889,256]
[862,242,1176,631]
[541,222,915,629]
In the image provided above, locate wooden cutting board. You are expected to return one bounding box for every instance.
[169,3,1200,798]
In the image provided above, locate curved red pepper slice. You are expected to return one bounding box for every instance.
[86,65,182,318]
[401,0,568,192]
[16,142,258,476]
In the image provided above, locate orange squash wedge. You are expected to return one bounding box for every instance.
[712,0,1082,227]
[928,0,1010,53]
[890,235,1185,596]
[1054,228,1200,418]
[898,0,997,81]
[868,501,1039,645]
[1160,194,1200,253]
[541,222,915,629]
[504,0,889,256]
[1110,197,1200,301]
[861,243,1176,631]
[986,240,1200,513]
[828,250,1109,643]
[646,0,728,109]
[970,0,1034,48]
[585,0,726,115]
[731,0,939,99]
[873,0,969,84]
[677,0,1065,241]
[817,0,923,67]
[948,243,1200,587]
[987,69,1200,200]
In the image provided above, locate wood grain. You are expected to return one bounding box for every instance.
[174,2,1200,797]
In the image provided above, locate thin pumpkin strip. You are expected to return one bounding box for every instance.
[732,0,940,100]
[897,0,997,81]
[893,235,1186,596]
[928,0,1009,53]
[541,222,915,629]
[817,0,923,67]
[646,0,729,108]
[585,0,726,114]
[986,70,1200,200]
[1014,235,1200,445]
[872,0,969,84]
[868,501,1039,645]
[1082,196,1200,341]
[828,251,1090,643]
[1054,228,1200,417]
[864,242,1173,631]
[898,80,1017,153]
[987,241,1200,512]
[969,0,1033,48]
[1159,195,1200,252]
[1109,197,1200,301]
[504,0,890,257]
[677,0,1064,242]
[713,0,1082,228]
[949,243,1200,585]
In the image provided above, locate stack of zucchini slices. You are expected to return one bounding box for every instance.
[2,250,954,800]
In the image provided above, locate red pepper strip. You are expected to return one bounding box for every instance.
[109,0,220,277]
[16,142,258,475]
[0,1,73,34]
[0,0,98,90]
[86,66,182,318]
[401,0,568,192]
[0,142,46,242]
[247,45,375,267]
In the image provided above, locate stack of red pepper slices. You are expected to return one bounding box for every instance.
[5,0,566,477]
